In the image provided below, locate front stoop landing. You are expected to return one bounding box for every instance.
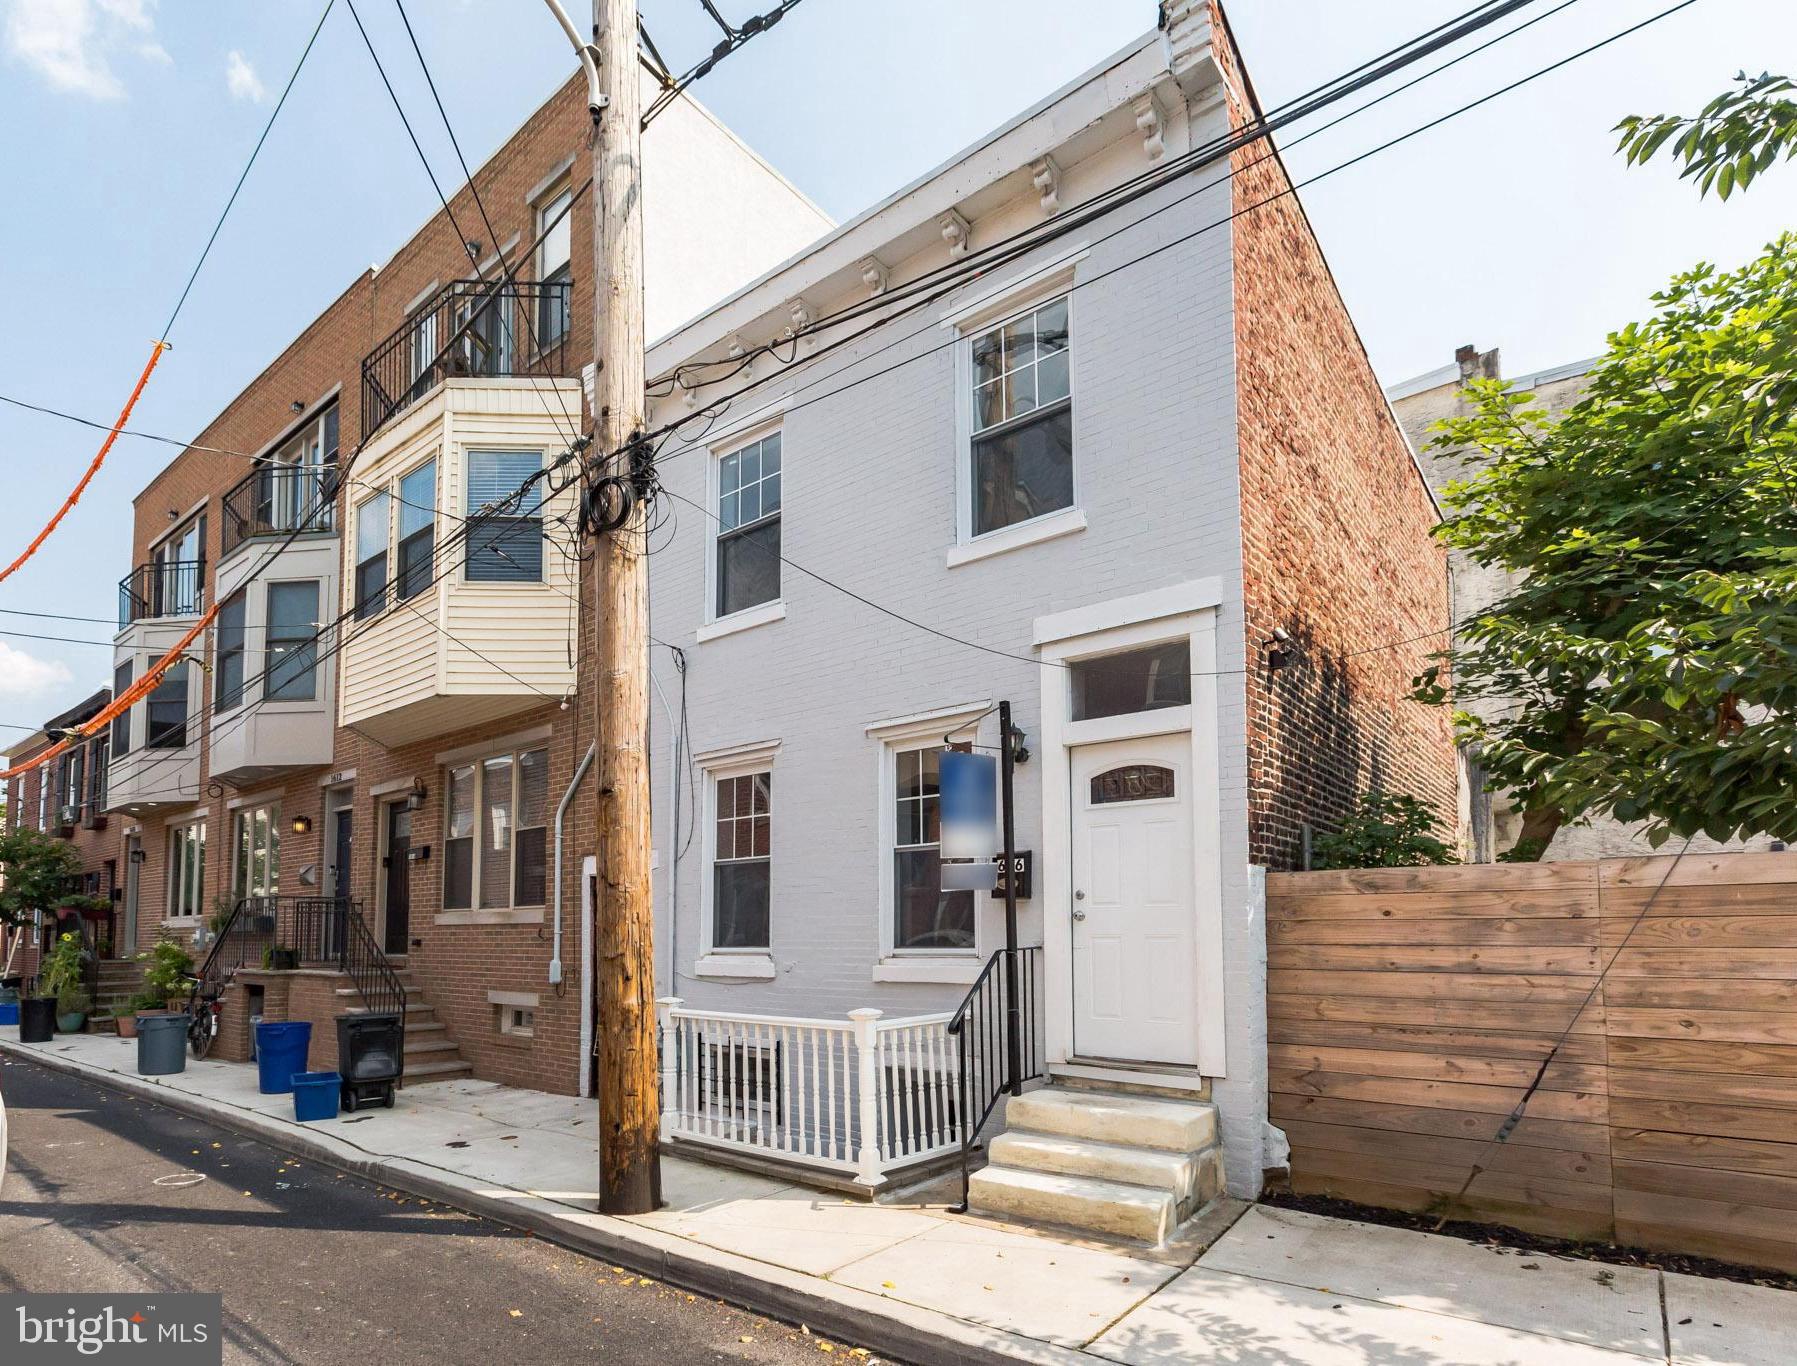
[968,1086,1222,1245]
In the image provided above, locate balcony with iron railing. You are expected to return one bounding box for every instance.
[118,559,205,630]
[221,462,337,559]
[361,276,574,439]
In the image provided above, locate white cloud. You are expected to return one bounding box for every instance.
[0,643,73,701]
[4,0,167,100]
[224,48,264,103]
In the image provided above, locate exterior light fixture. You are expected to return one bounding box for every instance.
[405,780,427,812]
[291,815,313,835]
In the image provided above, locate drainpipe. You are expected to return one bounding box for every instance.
[550,742,597,987]
[650,663,683,993]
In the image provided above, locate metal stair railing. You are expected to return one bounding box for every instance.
[945,944,1044,1212]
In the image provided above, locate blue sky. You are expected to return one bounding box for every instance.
[0,0,1791,724]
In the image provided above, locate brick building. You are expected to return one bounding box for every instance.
[6,3,1453,1230]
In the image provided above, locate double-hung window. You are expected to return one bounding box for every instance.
[354,491,390,619]
[891,744,975,951]
[465,451,544,582]
[969,296,1073,537]
[111,661,132,755]
[169,819,206,919]
[232,804,280,900]
[145,663,189,749]
[266,581,319,701]
[396,460,437,600]
[536,185,573,346]
[715,432,781,618]
[442,745,549,911]
[711,771,771,950]
[215,592,247,711]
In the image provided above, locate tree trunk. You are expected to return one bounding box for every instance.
[1512,806,1564,861]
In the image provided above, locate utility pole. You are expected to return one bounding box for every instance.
[588,0,659,1215]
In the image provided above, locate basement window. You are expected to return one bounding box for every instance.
[499,1005,535,1038]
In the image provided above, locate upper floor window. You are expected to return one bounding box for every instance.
[408,304,440,392]
[152,513,207,616]
[465,451,544,583]
[536,185,573,346]
[145,662,189,750]
[56,747,83,823]
[35,769,48,831]
[266,581,320,701]
[443,744,549,910]
[715,432,781,618]
[396,460,437,601]
[252,402,339,536]
[215,591,247,712]
[111,661,133,756]
[969,296,1072,537]
[354,491,390,620]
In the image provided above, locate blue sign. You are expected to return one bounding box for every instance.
[940,750,998,892]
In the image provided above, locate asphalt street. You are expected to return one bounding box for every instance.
[0,1055,879,1364]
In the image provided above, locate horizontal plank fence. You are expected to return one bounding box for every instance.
[1267,851,1797,1274]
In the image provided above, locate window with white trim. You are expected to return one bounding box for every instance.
[215,592,247,711]
[889,743,975,952]
[111,660,133,755]
[232,804,280,900]
[442,744,549,910]
[710,771,771,950]
[169,819,206,919]
[715,432,781,618]
[354,491,389,620]
[968,296,1072,537]
[266,581,320,701]
[465,450,545,582]
[145,663,189,749]
[536,184,573,345]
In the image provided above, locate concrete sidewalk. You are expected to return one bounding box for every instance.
[5,1033,1793,1365]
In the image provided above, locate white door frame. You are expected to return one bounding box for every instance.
[1035,579,1227,1077]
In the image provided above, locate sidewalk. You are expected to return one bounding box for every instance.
[5,1033,1793,1365]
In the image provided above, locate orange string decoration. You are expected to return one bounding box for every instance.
[0,339,169,586]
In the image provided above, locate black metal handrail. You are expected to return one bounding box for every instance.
[118,559,205,629]
[946,945,1044,1212]
[360,276,574,438]
[197,895,405,1020]
[221,463,336,557]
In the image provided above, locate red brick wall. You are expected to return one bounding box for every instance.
[1214,3,1457,868]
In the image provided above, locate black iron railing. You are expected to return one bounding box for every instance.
[197,896,406,1023]
[118,559,205,629]
[946,945,1044,1212]
[221,463,336,557]
[361,277,574,438]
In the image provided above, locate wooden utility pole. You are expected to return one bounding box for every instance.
[589,0,659,1215]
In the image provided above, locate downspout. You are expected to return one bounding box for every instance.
[650,663,683,994]
[550,742,597,987]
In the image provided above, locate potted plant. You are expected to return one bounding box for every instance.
[262,944,299,972]
[55,986,90,1034]
[114,1001,142,1039]
[138,939,195,1015]
[30,931,86,1040]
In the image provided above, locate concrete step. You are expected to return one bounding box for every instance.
[401,1059,474,1085]
[1005,1087,1217,1153]
[969,1165,1176,1244]
[403,1038,461,1057]
[987,1130,1217,1217]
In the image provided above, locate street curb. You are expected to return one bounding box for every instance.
[2,1040,1095,1366]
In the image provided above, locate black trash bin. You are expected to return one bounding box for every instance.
[18,996,55,1043]
[336,1012,404,1111]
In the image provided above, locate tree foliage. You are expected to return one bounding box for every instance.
[1416,235,1797,849]
[0,826,81,928]
[1616,72,1797,200]
[1311,792,1457,870]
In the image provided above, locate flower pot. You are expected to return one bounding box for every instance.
[115,1014,139,1040]
[56,1011,87,1034]
[266,948,298,971]
[18,997,55,1043]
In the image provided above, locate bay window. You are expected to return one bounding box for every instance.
[354,491,390,620]
[145,662,189,749]
[266,581,319,701]
[396,459,437,600]
[465,450,544,582]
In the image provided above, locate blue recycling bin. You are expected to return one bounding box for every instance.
[255,1021,312,1095]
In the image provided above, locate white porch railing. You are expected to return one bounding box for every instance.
[656,998,962,1188]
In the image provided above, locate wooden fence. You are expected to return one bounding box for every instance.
[1266,851,1797,1274]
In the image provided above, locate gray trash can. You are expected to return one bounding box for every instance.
[136,1014,188,1076]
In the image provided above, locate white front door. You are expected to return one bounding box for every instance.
[1070,734,1197,1066]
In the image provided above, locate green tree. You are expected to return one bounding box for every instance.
[1616,72,1797,199]
[0,826,81,928]
[1311,792,1457,871]
[1416,235,1797,852]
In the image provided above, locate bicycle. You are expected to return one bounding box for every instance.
[183,975,224,1059]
